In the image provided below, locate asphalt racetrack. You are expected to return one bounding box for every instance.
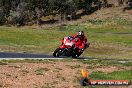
[0,52,88,59]
[0,52,55,58]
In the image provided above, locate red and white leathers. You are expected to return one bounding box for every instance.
[73,34,87,50]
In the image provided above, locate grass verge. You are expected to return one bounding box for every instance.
[90,70,132,81]
[0,18,131,59]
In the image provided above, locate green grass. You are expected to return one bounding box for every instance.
[0,18,131,59]
[0,59,53,63]
[63,18,132,33]
[0,27,131,46]
[0,61,8,65]
[78,59,132,67]
[0,26,75,53]
[1,59,132,67]
[90,70,132,81]
[90,33,132,45]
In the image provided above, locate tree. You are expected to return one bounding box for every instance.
[0,8,6,24]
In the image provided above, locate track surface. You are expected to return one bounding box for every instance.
[0,52,54,58]
[0,52,88,59]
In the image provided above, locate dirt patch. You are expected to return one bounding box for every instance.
[0,61,131,88]
[0,62,86,88]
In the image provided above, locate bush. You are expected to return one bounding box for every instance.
[0,9,6,25]
[8,1,30,26]
[9,10,29,26]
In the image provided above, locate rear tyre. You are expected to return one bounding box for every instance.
[72,48,80,58]
[53,48,62,57]
[72,54,78,58]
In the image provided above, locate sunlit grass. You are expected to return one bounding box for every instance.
[0,18,131,59]
[90,70,132,81]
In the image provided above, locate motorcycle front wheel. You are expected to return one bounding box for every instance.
[53,48,62,57]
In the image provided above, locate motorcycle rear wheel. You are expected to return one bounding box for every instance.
[72,54,78,58]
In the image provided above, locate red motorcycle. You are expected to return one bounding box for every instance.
[53,36,82,58]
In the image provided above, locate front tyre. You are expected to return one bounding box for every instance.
[53,48,62,57]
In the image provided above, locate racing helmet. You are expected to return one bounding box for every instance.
[78,31,84,36]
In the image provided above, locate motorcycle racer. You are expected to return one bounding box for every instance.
[73,31,89,50]
[60,31,90,57]
[55,31,90,58]
[73,31,90,57]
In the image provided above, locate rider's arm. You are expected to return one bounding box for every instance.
[83,36,87,43]
[61,38,64,45]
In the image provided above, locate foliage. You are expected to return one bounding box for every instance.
[0,0,110,25]
[0,8,6,24]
